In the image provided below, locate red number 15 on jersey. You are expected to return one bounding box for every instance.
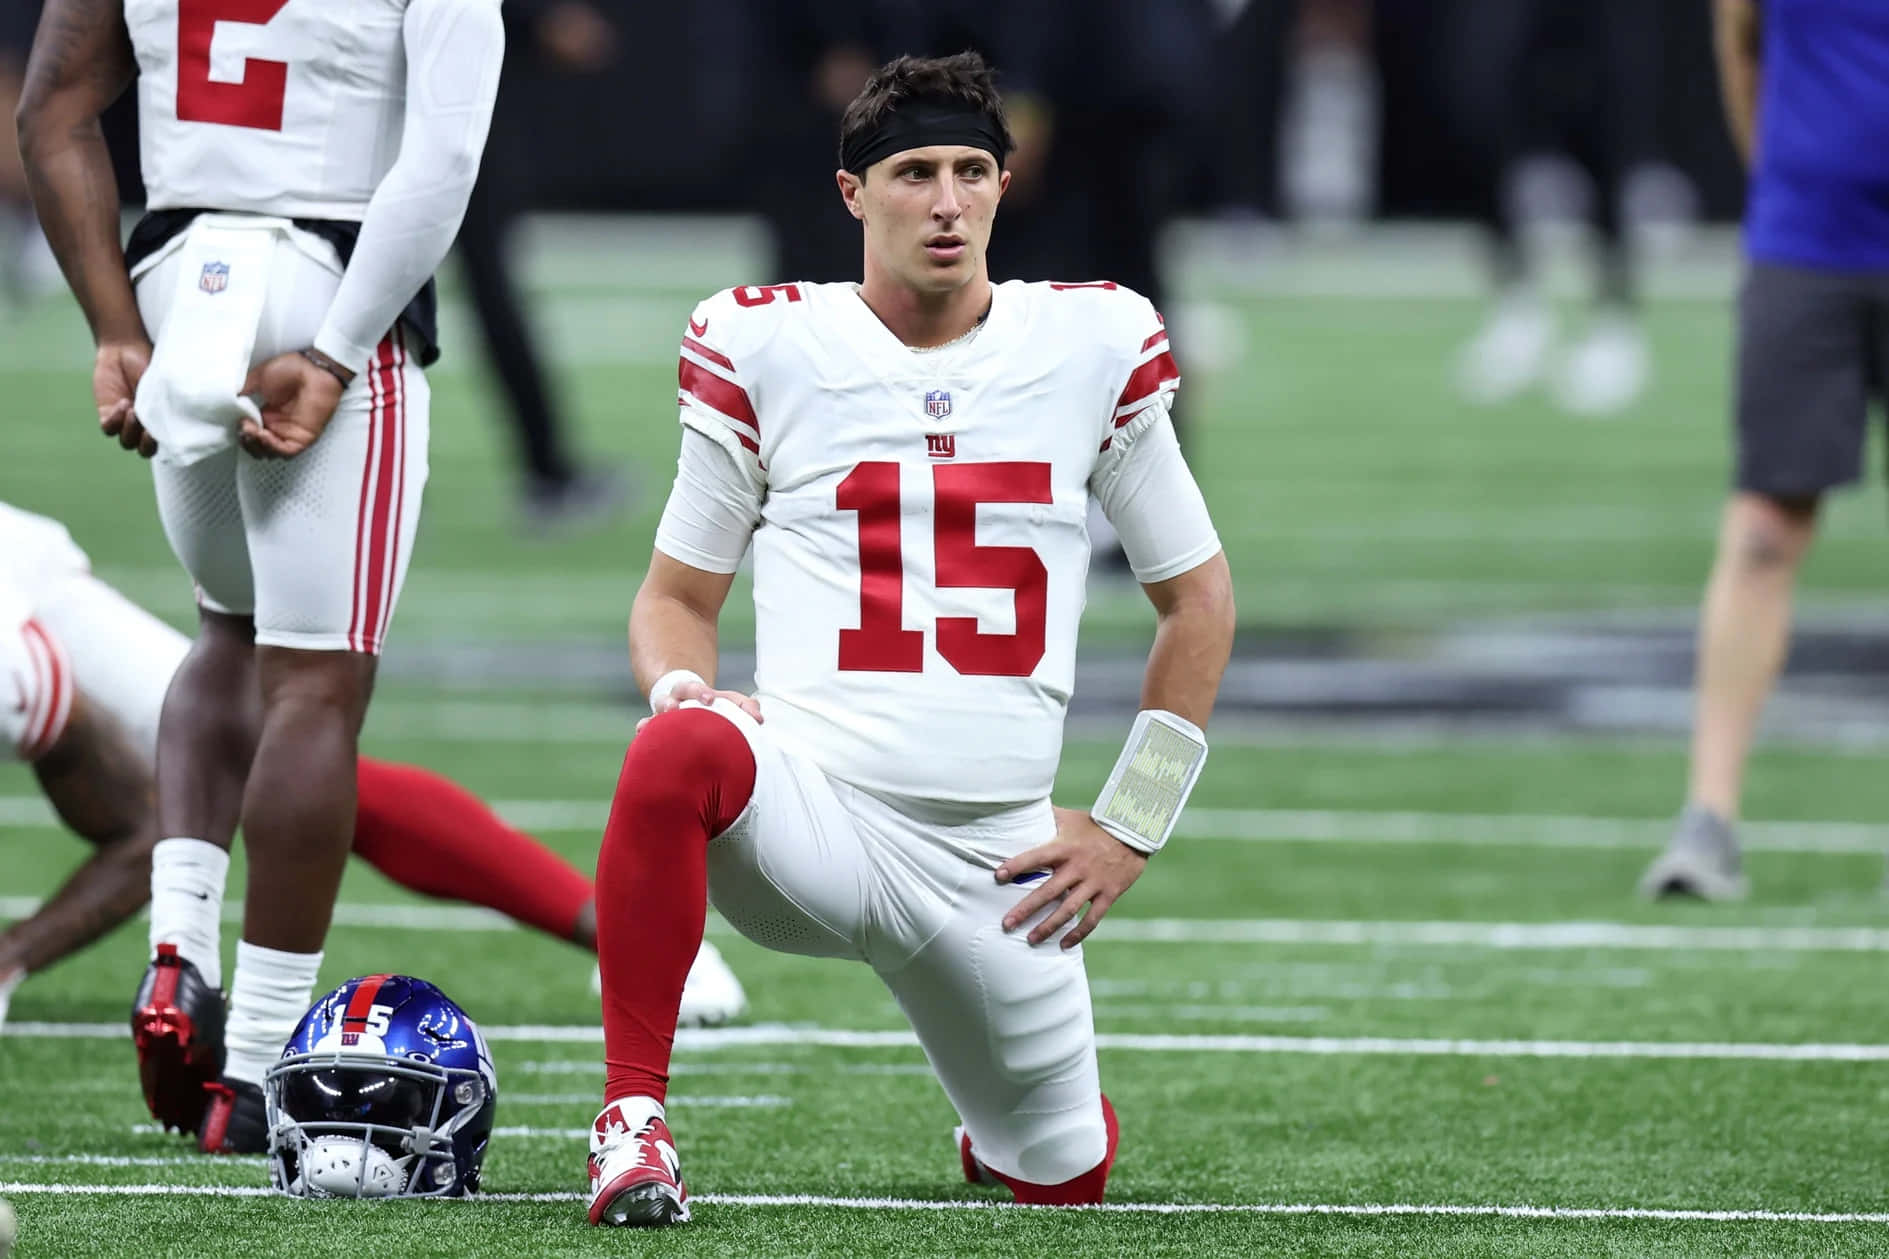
[837,461,1051,679]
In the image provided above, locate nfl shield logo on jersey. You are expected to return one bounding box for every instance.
[924,390,952,419]
[199,261,230,295]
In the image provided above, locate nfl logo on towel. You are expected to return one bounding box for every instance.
[199,262,230,294]
[924,390,952,419]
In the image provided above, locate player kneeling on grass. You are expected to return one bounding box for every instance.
[585,52,1235,1227]
[266,974,497,1198]
[0,502,748,1133]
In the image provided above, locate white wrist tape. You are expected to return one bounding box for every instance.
[1090,709,1208,855]
[648,668,706,713]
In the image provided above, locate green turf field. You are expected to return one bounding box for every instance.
[4,228,1889,1256]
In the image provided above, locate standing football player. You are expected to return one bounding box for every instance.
[0,499,748,1065]
[16,0,502,1147]
[585,53,1235,1226]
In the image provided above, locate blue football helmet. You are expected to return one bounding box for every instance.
[264,974,497,1198]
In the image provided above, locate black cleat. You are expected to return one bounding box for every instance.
[198,1077,268,1155]
[130,944,226,1135]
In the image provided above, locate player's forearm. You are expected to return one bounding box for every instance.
[1138,551,1235,730]
[0,837,152,976]
[311,0,503,371]
[1715,0,1762,168]
[629,587,724,699]
[16,1,142,346]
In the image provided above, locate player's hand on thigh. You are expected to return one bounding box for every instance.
[94,340,156,458]
[635,678,763,732]
[240,352,347,459]
[996,806,1150,949]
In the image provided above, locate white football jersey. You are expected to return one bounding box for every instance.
[126,0,411,218]
[0,502,91,605]
[671,280,1182,807]
[0,505,86,762]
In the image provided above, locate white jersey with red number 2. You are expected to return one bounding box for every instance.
[667,280,1187,807]
[125,0,411,218]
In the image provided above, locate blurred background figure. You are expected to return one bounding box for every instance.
[1442,0,1680,417]
[741,0,894,284]
[462,0,632,532]
[0,0,60,312]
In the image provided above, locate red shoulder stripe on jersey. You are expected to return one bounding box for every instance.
[734,432,760,455]
[681,335,736,374]
[1139,329,1168,353]
[1098,436,1113,453]
[1114,350,1180,422]
[342,973,395,1032]
[680,358,760,434]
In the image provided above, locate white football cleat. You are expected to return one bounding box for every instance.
[1456,289,1554,405]
[679,940,747,1028]
[589,939,747,1028]
[1552,310,1649,416]
[587,1097,689,1227]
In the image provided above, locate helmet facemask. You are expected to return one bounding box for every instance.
[265,1050,492,1198]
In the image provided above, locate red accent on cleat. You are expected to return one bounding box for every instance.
[964,1094,1120,1206]
[198,1082,234,1154]
[958,1126,986,1185]
[587,1108,690,1227]
[130,945,226,1135]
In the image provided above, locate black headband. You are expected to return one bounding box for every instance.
[840,99,1010,175]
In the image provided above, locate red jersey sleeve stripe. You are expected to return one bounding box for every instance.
[681,335,736,374]
[680,358,760,434]
[1140,329,1169,354]
[1114,350,1181,421]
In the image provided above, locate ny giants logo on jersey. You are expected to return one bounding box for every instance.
[925,433,957,460]
[924,390,953,419]
[199,261,229,294]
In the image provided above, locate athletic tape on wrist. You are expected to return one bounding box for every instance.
[648,668,706,713]
[1090,710,1208,855]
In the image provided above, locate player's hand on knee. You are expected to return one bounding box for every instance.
[635,679,763,733]
[995,806,1149,949]
[240,351,348,459]
[94,341,156,458]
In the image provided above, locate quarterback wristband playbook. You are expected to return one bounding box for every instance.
[648,668,706,713]
[1090,710,1209,855]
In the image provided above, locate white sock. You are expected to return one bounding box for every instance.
[148,838,230,990]
[223,940,322,1086]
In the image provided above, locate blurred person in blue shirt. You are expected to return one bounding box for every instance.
[1640,0,1889,901]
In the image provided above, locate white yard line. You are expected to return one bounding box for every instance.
[502,1094,790,1108]
[9,794,1883,854]
[7,907,1889,953]
[0,1181,1883,1224]
[13,1021,1889,1062]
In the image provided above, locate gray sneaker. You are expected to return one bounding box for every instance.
[1638,806,1749,901]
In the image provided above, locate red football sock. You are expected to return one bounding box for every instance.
[351,758,595,943]
[988,1095,1120,1206]
[597,708,754,1105]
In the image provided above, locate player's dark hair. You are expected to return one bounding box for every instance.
[839,52,1014,177]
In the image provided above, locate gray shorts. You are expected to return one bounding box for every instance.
[1736,261,1889,498]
